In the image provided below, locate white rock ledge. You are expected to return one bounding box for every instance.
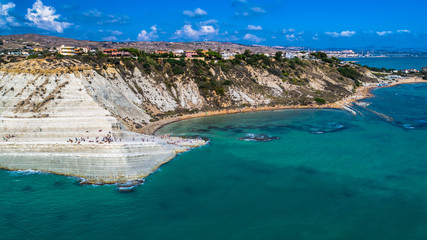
[0,138,206,183]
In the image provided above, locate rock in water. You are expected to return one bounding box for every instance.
[238,133,280,142]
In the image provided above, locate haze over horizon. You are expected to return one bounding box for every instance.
[1,0,426,50]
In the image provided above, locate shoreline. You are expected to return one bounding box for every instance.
[143,77,427,135]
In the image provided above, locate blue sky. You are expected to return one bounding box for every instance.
[1,0,426,50]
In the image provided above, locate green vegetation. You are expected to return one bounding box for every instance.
[205,51,222,60]
[338,67,362,86]
[314,98,326,105]
[195,49,205,57]
[310,51,340,65]
[267,68,283,78]
[216,60,232,72]
[172,67,184,75]
[288,57,303,69]
[364,65,392,73]
[274,51,283,62]
[118,48,144,57]
[289,78,303,85]
[27,55,39,59]
[166,59,186,75]
[235,50,271,67]
[310,51,328,60]
[372,72,388,77]
[197,78,225,96]
[223,80,233,85]
[338,66,362,79]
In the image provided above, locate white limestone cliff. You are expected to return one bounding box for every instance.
[0,60,205,183]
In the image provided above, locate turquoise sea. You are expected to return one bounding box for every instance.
[343,57,427,70]
[2,86,427,239]
[2,83,427,239]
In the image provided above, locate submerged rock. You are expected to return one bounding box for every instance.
[399,119,427,130]
[286,122,347,134]
[117,186,136,193]
[238,133,280,142]
[115,179,144,192]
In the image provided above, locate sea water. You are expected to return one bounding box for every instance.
[1,83,427,240]
[343,57,427,70]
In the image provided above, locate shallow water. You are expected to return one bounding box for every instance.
[1,83,427,240]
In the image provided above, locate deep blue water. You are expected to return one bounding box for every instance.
[343,57,427,70]
[1,83,427,239]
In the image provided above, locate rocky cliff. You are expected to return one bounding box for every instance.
[2,57,377,129]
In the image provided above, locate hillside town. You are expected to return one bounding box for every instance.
[0,38,366,59]
[0,38,426,76]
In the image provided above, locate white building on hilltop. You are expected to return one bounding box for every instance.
[59,45,76,56]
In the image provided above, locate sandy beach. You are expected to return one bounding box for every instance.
[142,77,427,135]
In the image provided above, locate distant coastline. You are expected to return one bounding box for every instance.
[343,57,427,70]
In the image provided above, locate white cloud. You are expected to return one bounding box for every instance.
[175,25,199,39]
[325,30,356,37]
[282,30,304,41]
[312,34,319,40]
[83,9,128,25]
[200,25,216,34]
[285,33,303,42]
[325,32,339,37]
[183,8,207,17]
[137,30,150,40]
[243,33,265,43]
[285,34,296,41]
[110,30,122,36]
[174,24,218,40]
[251,7,265,13]
[397,29,410,33]
[200,19,218,25]
[340,30,356,37]
[376,31,392,36]
[102,36,117,41]
[83,9,101,17]
[247,25,262,30]
[101,15,128,24]
[0,2,17,27]
[137,25,158,41]
[26,0,72,33]
[282,28,295,33]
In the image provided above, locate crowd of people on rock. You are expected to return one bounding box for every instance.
[160,134,203,145]
[1,128,203,146]
[65,130,203,145]
[67,132,118,144]
[67,131,158,144]
[164,137,202,145]
[2,134,15,141]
